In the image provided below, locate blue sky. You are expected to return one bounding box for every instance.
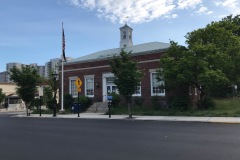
[0,0,239,72]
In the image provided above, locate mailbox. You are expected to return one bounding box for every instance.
[107,96,113,101]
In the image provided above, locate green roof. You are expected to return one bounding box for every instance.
[68,42,170,64]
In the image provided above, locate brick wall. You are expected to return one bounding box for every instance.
[60,51,169,106]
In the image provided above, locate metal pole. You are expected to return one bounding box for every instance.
[108,101,111,118]
[61,56,64,111]
[61,22,64,111]
[53,76,57,117]
[78,92,80,117]
[40,96,42,116]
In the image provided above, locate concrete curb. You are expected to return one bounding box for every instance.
[12,113,240,124]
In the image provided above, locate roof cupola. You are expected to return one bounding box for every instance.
[119,24,133,48]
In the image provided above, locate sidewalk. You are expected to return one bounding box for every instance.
[14,112,240,124]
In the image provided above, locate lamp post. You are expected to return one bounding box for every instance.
[38,86,43,117]
[52,72,58,117]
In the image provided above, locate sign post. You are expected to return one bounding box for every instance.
[75,78,82,117]
[38,86,43,117]
[107,96,113,118]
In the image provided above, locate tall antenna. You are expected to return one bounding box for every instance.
[125,16,129,24]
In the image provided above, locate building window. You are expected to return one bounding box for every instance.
[129,31,131,39]
[151,72,165,96]
[85,75,94,97]
[69,77,77,97]
[9,98,21,104]
[123,31,126,39]
[133,84,141,96]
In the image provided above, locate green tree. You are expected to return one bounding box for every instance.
[43,86,53,109]
[110,49,143,118]
[0,88,6,105]
[10,66,41,116]
[40,70,60,110]
[159,15,240,109]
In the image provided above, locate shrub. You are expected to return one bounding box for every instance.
[198,97,215,110]
[64,93,74,110]
[46,98,55,110]
[170,96,188,111]
[30,98,41,109]
[134,97,144,106]
[109,93,121,106]
[151,96,159,110]
[74,95,91,111]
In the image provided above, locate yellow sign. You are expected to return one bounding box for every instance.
[75,78,82,87]
[77,87,81,92]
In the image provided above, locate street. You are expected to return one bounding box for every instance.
[0,113,240,160]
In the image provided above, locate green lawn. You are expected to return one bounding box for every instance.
[111,98,240,117]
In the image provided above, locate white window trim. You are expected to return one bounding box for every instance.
[84,75,95,98]
[189,86,192,95]
[132,84,141,97]
[69,76,78,98]
[150,71,165,96]
[195,87,198,95]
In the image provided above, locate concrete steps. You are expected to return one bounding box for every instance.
[85,102,108,114]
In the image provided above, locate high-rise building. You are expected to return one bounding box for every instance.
[37,66,45,77]
[0,71,7,82]
[45,57,73,78]
[6,63,26,82]
[45,58,60,78]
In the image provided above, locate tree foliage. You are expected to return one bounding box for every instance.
[159,14,240,109]
[9,66,41,115]
[0,88,6,104]
[110,49,143,117]
[40,70,60,109]
[43,86,53,109]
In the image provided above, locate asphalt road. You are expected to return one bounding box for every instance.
[0,113,240,160]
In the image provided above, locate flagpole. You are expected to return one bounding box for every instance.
[61,23,64,111]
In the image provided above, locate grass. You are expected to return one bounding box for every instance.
[111,98,240,117]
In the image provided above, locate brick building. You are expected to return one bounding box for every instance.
[62,24,171,106]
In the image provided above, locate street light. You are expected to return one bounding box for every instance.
[52,72,58,117]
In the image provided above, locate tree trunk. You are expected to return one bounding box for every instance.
[199,90,205,110]
[25,103,29,116]
[128,102,132,118]
[26,105,29,116]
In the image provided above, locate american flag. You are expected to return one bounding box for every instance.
[62,23,66,62]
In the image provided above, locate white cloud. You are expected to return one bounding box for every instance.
[68,0,206,24]
[214,0,240,15]
[172,14,178,18]
[165,14,179,19]
[177,0,202,9]
[83,0,177,24]
[215,0,238,8]
[196,6,213,15]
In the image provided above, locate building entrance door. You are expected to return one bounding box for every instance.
[106,77,118,95]
[107,85,117,94]
[102,73,118,101]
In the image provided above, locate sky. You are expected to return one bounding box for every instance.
[0,0,239,72]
